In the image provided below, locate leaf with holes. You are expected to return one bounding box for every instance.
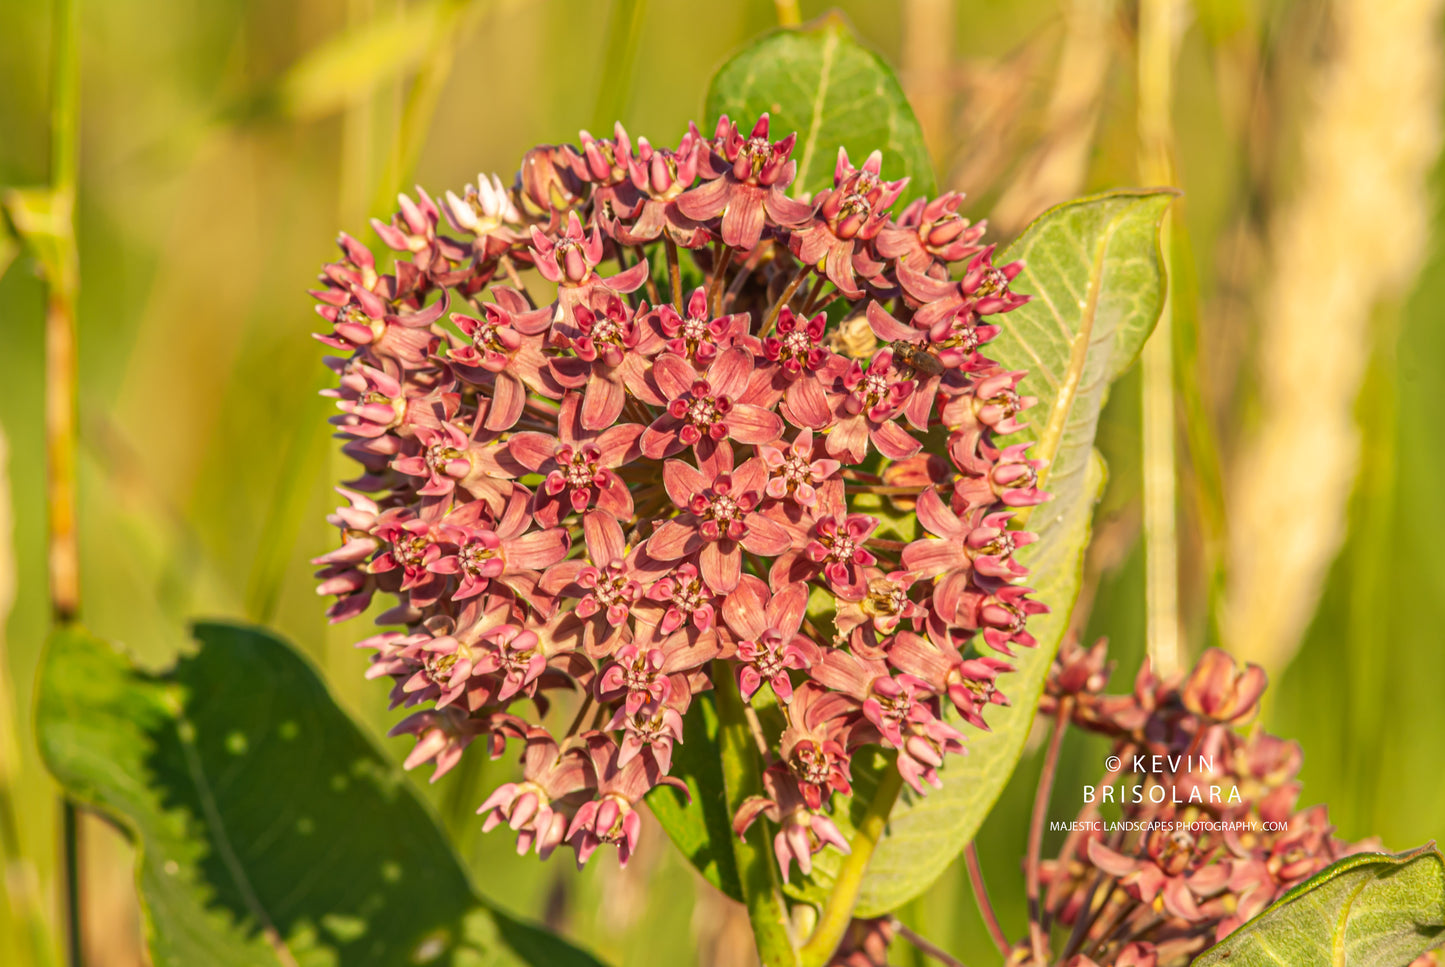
[36,622,604,967]
[704,12,935,203]
[1195,844,1445,966]
[779,189,1176,916]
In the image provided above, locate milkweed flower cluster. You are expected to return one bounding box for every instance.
[309,115,1046,876]
[1025,642,1386,967]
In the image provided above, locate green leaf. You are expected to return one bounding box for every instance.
[783,189,1176,916]
[36,622,605,967]
[704,12,935,203]
[644,693,743,902]
[1194,843,1445,966]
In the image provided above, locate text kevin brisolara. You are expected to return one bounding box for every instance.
[1048,819,1289,833]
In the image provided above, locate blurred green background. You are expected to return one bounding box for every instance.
[2,0,1442,964]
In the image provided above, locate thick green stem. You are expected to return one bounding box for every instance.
[713,661,799,967]
[799,760,904,967]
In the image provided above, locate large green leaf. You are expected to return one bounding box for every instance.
[36,622,605,967]
[704,12,935,203]
[787,189,1176,916]
[1194,844,1445,966]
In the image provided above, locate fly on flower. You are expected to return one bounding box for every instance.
[888,338,945,379]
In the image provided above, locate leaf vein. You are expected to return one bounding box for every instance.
[175,710,300,967]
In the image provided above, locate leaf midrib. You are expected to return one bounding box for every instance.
[792,23,840,196]
[175,709,300,967]
[1332,875,1372,966]
[1016,208,1123,523]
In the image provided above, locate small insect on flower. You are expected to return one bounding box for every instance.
[889,339,944,379]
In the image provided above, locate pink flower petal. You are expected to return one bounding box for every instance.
[871,419,922,460]
[767,582,809,636]
[700,540,742,592]
[729,456,768,498]
[505,432,555,471]
[646,520,698,561]
[708,346,752,399]
[507,528,571,570]
[675,176,728,220]
[722,574,771,640]
[483,372,527,431]
[720,187,766,249]
[582,370,626,431]
[915,488,964,539]
[663,459,708,507]
[653,354,696,401]
[825,414,869,463]
[595,474,634,521]
[641,417,686,460]
[1086,840,1140,879]
[597,423,644,467]
[900,539,966,577]
[781,377,831,429]
[865,301,917,341]
[582,510,627,565]
[741,514,792,556]
[726,403,785,445]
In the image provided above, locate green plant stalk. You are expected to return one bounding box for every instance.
[799,759,904,967]
[1137,0,1182,676]
[370,0,477,224]
[1168,219,1229,647]
[592,0,647,131]
[712,661,799,967]
[42,0,80,625]
[49,0,84,963]
[774,0,802,26]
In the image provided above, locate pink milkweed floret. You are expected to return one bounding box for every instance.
[309,118,1048,877]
